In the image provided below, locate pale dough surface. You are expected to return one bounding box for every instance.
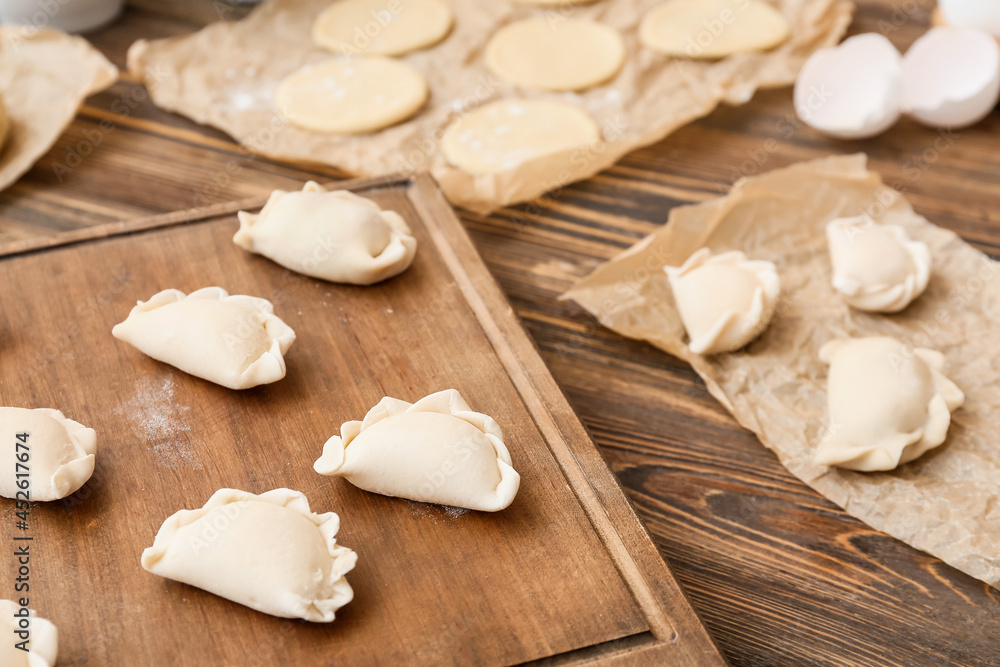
[827,216,931,312]
[441,99,600,175]
[665,248,780,355]
[815,337,964,472]
[142,488,356,622]
[315,389,520,511]
[275,57,428,134]
[112,287,296,390]
[0,407,96,502]
[508,0,597,5]
[640,0,791,59]
[235,181,417,285]
[312,0,453,56]
[0,599,58,667]
[485,17,625,91]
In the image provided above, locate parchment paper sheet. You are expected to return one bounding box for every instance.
[0,27,117,193]
[564,154,1000,588]
[125,0,851,213]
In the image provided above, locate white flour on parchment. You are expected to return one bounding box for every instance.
[115,376,203,470]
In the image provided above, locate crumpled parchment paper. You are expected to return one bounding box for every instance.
[0,27,117,193]
[125,0,852,213]
[564,154,1000,589]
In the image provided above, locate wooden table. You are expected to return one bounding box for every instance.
[2,1,998,664]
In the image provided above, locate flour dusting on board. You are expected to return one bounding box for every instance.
[406,500,470,520]
[116,376,203,470]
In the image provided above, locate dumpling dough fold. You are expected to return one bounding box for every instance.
[112,287,295,390]
[234,182,417,285]
[815,337,964,472]
[827,216,931,312]
[665,248,781,355]
[0,599,58,667]
[315,389,520,511]
[141,488,356,622]
[0,407,96,502]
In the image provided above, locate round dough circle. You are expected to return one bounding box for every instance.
[640,0,791,59]
[485,17,625,91]
[276,57,428,134]
[507,0,598,7]
[441,99,600,175]
[312,0,453,57]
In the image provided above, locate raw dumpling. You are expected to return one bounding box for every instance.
[814,337,964,472]
[827,216,931,312]
[314,389,520,511]
[234,182,417,285]
[112,287,295,390]
[0,599,58,667]
[0,407,96,502]
[665,248,781,355]
[141,488,356,622]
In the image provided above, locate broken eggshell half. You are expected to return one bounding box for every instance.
[794,33,903,140]
[936,0,1000,38]
[902,26,1000,129]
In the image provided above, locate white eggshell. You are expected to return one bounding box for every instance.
[902,26,1000,128]
[938,0,1000,38]
[794,34,903,139]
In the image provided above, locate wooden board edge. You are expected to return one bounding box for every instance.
[0,173,410,259]
[405,173,727,666]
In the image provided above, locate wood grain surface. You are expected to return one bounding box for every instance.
[0,0,998,665]
[0,175,724,666]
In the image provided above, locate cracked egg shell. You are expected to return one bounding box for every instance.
[794,33,903,139]
[902,26,1000,128]
[937,0,1000,38]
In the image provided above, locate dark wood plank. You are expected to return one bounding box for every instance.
[0,0,998,664]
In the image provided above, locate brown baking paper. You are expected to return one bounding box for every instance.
[125,0,851,213]
[564,154,1000,588]
[0,27,117,193]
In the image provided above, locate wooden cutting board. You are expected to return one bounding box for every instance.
[0,174,723,666]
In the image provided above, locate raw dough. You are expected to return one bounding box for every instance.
[441,99,600,175]
[112,287,296,390]
[640,0,791,59]
[0,599,58,667]
[275,57,428,134]
[142,488,356,622]
[508,0,596,5]
[0,408,96,502]
[312,0,453,56]
[665,248,780,355]
[314,389,520,511]
[485,17,625,91]
[235,182,417,285]
[827,216,931,312]
[815,337,964,472]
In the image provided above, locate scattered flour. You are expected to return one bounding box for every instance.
[115,376,202,470]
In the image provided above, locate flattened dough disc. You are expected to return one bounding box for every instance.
[442,99,600,174]
[507,0,598,6]
[312,0,453,57]
[485,17,625,91]
[276,57,428,134]
[640,0,791,59]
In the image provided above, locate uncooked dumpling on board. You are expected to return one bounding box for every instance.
[0,407,96,502]
[235,182,417,285]
[0,599,58,667]
[142,488,356,622]
[826,216,931,312]
[112,287,295,390]
[814,337,964,472]
[665,248,781,355]
[314,389,520,511]
[312,0,453,56]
